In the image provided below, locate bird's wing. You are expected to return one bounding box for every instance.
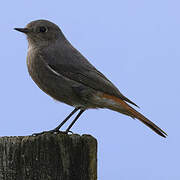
[39,42,139,107]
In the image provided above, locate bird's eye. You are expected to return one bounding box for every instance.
[39,26,48,33]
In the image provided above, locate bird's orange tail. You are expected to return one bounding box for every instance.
[101,93,167,138]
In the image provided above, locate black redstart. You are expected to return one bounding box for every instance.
[14,20,167,137]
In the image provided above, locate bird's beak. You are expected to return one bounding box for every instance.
[14,28,30,33]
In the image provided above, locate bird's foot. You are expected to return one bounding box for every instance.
[65,130,74,134]
[32,129,74,136]
[32,128,60,136]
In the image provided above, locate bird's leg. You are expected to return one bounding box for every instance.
[52,108,80,132]
[32,108,80,136]
[65,110,85,133]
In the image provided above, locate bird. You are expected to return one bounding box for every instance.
[14,19,167,138]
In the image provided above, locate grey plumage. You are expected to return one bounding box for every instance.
[14,20,167,137]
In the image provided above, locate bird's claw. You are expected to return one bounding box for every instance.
[32,129,59,136]
[32,129,74,136]
[65,130,74,134]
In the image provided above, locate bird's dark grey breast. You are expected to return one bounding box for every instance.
[26,47,96,107]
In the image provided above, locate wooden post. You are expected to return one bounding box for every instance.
[0,133,97,180]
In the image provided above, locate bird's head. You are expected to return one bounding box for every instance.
[14,19,64,46]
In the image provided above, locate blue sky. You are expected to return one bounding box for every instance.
[1,0,180,179]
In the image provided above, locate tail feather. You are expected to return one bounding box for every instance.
[102,93,167,138]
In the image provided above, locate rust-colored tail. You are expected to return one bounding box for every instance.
[102,93,167,138]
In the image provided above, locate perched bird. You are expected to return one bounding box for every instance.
[14,20,167,137]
